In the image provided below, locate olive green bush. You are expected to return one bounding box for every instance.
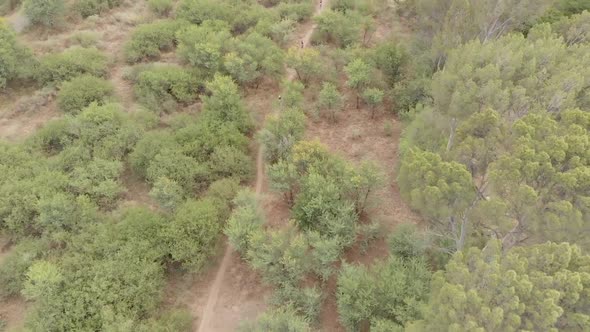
[0,21,34,89]
[75,0,122,18]
[23,0,64,27]
[165,198,222,270]
[148,0,173,17]
[225,190,264,255]
[125,20,187,63]
[0,238,49,298]
[37,47,108,85]
[57,75,114,113]
[134,65,200,112]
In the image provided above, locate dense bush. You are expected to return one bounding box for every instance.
[239,306,311,332]
[0,20,34,89]
[23,0,64,27]
[276,2,313,22]
[225,190,264,255]
[175,20,232,75]
[148,0,173,16]
[313,10,361,47]
[258,108,306,163]
[125,20,187,63]
[208,146,253,182]
[75,0,122,18]
[337,258,431,331]
[177,0,233,24]
[57,75,114,113]
[200,74,253,133]
[23,208,168,331]
[165,198,223,270]
[146,148,209,193]
[134,65,200,112]
[0,238,49,298]
[247,223,309,287]
[37,47,108,85]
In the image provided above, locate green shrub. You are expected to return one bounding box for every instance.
[125,20,187,63]
[146,148,209,192]
[165,198,222,270]
[148,0,173,17]
[149,177,184,211]
[276,2,313,22]
[208,146,253,182]
[0,238,49,298]
[76,0,122,18]
[225,190,263,255]
[129,130,176,178]
[337,258,431,331]
[57,75,114,113]
[239,306,311,332]
[177,0,232,24]
[134,65,200,112]
[272,284,322,323]
[0,20,35,89]
[37,47,108,85]
[23,0,65,27]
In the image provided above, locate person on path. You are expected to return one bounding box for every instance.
[301,40,304,48]
[319,0,322,8]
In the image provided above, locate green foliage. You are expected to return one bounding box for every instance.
[293,171,358,245]
[75,0,121,18]
[282,80,304,109]
[411,0,554,67]
[272,284,322,323]
[148,0,173,17]
[149,177,184,211]
[239,306,311,332]
[388,223,428,261]
[129,130,176,178]
[125,20,187,63]
[362,88,384,118]
[285,47,323,83]
[374,41,407,85]
[247,223,309,286]
[317,82,343,122]
[201,74,253,133]
[146,148,208,193]
[415,241,590,331]
[0,21,34,89]
[337,257,431,331]
[313,9,361,47]
[176,20,232,75]
[37,47,108,85]
[57,75,114,113]
[224,32,285,86]
[177,0,233,25]
[134,65,200,112]
[344,58,372,108]
[23,208,168,331]
[166,198,222,270]
[208,146,253,182]
[0,238,49,298]
[225,190,264,256]
[259,108,306,164]
[23,0,64,27]
[398,149,475,249]
[276,2,313,22]
[307,231,342,281]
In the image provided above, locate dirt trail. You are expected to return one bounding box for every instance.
[195,1,328,331]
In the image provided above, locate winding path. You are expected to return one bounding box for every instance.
[195,1,328,331]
